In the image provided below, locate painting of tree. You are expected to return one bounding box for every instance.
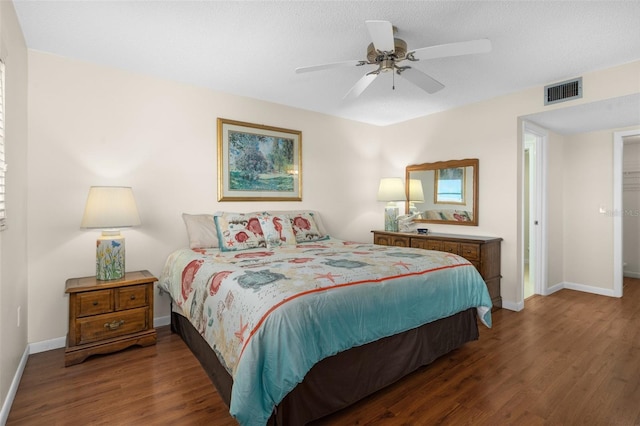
[228,131,295,191]
[218,118,302,201]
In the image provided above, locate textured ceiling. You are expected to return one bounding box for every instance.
[12,0,640,127]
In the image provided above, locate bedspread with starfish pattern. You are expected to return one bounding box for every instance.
[159,238,492,426]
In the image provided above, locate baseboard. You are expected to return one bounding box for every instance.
[29,336,66,354]
[0,345,29,425]
[516,281,616,307]
[501,300,523,312]
[154,315,171,327]
[544,282,564,296]
[543,281,617,297]
[624,271,640,279]
[562,281,617,297]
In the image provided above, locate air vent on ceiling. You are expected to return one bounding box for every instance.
[544,77,582,105]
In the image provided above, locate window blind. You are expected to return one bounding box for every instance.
[0,59,6,230]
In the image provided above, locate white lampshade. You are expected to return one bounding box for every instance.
[81,186,141,229]
[409,179,425,202]
[81,186,140,281]
[377,178,407,202]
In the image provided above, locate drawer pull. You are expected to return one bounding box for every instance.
[93,301,98,306]
[104,320,125,331]
[130,295,136,300]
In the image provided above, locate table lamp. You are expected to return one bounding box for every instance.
[377,177,406,232]
[81,186,141,281]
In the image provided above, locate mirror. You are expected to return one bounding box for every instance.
[406,158,479,226]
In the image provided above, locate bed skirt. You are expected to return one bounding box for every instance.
[171,308,478,425]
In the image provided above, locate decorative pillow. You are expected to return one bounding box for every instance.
[424,209,472,222]
[257,213,297,248]
[452,210,472,222]
[182,213,218,249]
[259,210,329,236]
[288,212,328,243]
[214,212,266,252]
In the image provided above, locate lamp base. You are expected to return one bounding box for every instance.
[96,230,125,281]
[384,204,399,232]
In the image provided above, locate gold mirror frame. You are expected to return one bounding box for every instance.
[406,158,479,226]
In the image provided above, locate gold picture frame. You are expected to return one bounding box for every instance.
[217,118,302,201]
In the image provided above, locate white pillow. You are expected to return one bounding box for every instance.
[182,213,218,249]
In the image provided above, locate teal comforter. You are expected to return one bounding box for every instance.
[159,238,492,426]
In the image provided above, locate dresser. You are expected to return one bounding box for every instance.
[65,270,157,366]
[372,231,502,310]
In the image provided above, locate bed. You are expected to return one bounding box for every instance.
[159,210,492,425]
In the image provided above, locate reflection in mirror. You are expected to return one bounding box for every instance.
[408,179,425,213]
[406,158,478,226]
[435,167,465,204]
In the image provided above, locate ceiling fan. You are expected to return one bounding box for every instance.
[295,20,492,99]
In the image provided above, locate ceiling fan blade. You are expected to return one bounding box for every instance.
[365,20,395,52]
[410,39,492,60]
[399,68,445,94]
[295,59,364,74]
[344,73,378,100]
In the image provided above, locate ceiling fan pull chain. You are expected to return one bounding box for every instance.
[393,69,396,90]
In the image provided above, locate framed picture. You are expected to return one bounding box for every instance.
[217,118,302,201]
[434,166,465,204]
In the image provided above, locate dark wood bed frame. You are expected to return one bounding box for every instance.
[171,307,479,425]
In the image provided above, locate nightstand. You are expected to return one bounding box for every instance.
[64,270,157,366]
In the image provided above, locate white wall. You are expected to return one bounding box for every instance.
[562,129,616,290]
[25,51,640,342]
[26,51,387,343]
[546,130,566,288]
[0,0,28,409]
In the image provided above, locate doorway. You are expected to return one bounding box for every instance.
[614,130,640,296]
[523,122,547,301]
[622,136,640,279]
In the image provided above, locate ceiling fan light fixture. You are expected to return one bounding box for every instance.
[366,38,407,63]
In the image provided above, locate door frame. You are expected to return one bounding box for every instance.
[522,121,548,302]
[613,129,640,297]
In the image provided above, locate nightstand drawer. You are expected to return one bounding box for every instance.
[77,289,113,317]
[77,307,149,345]
[116,285,147,310]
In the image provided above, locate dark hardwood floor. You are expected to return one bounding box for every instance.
[8,278,640,425]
